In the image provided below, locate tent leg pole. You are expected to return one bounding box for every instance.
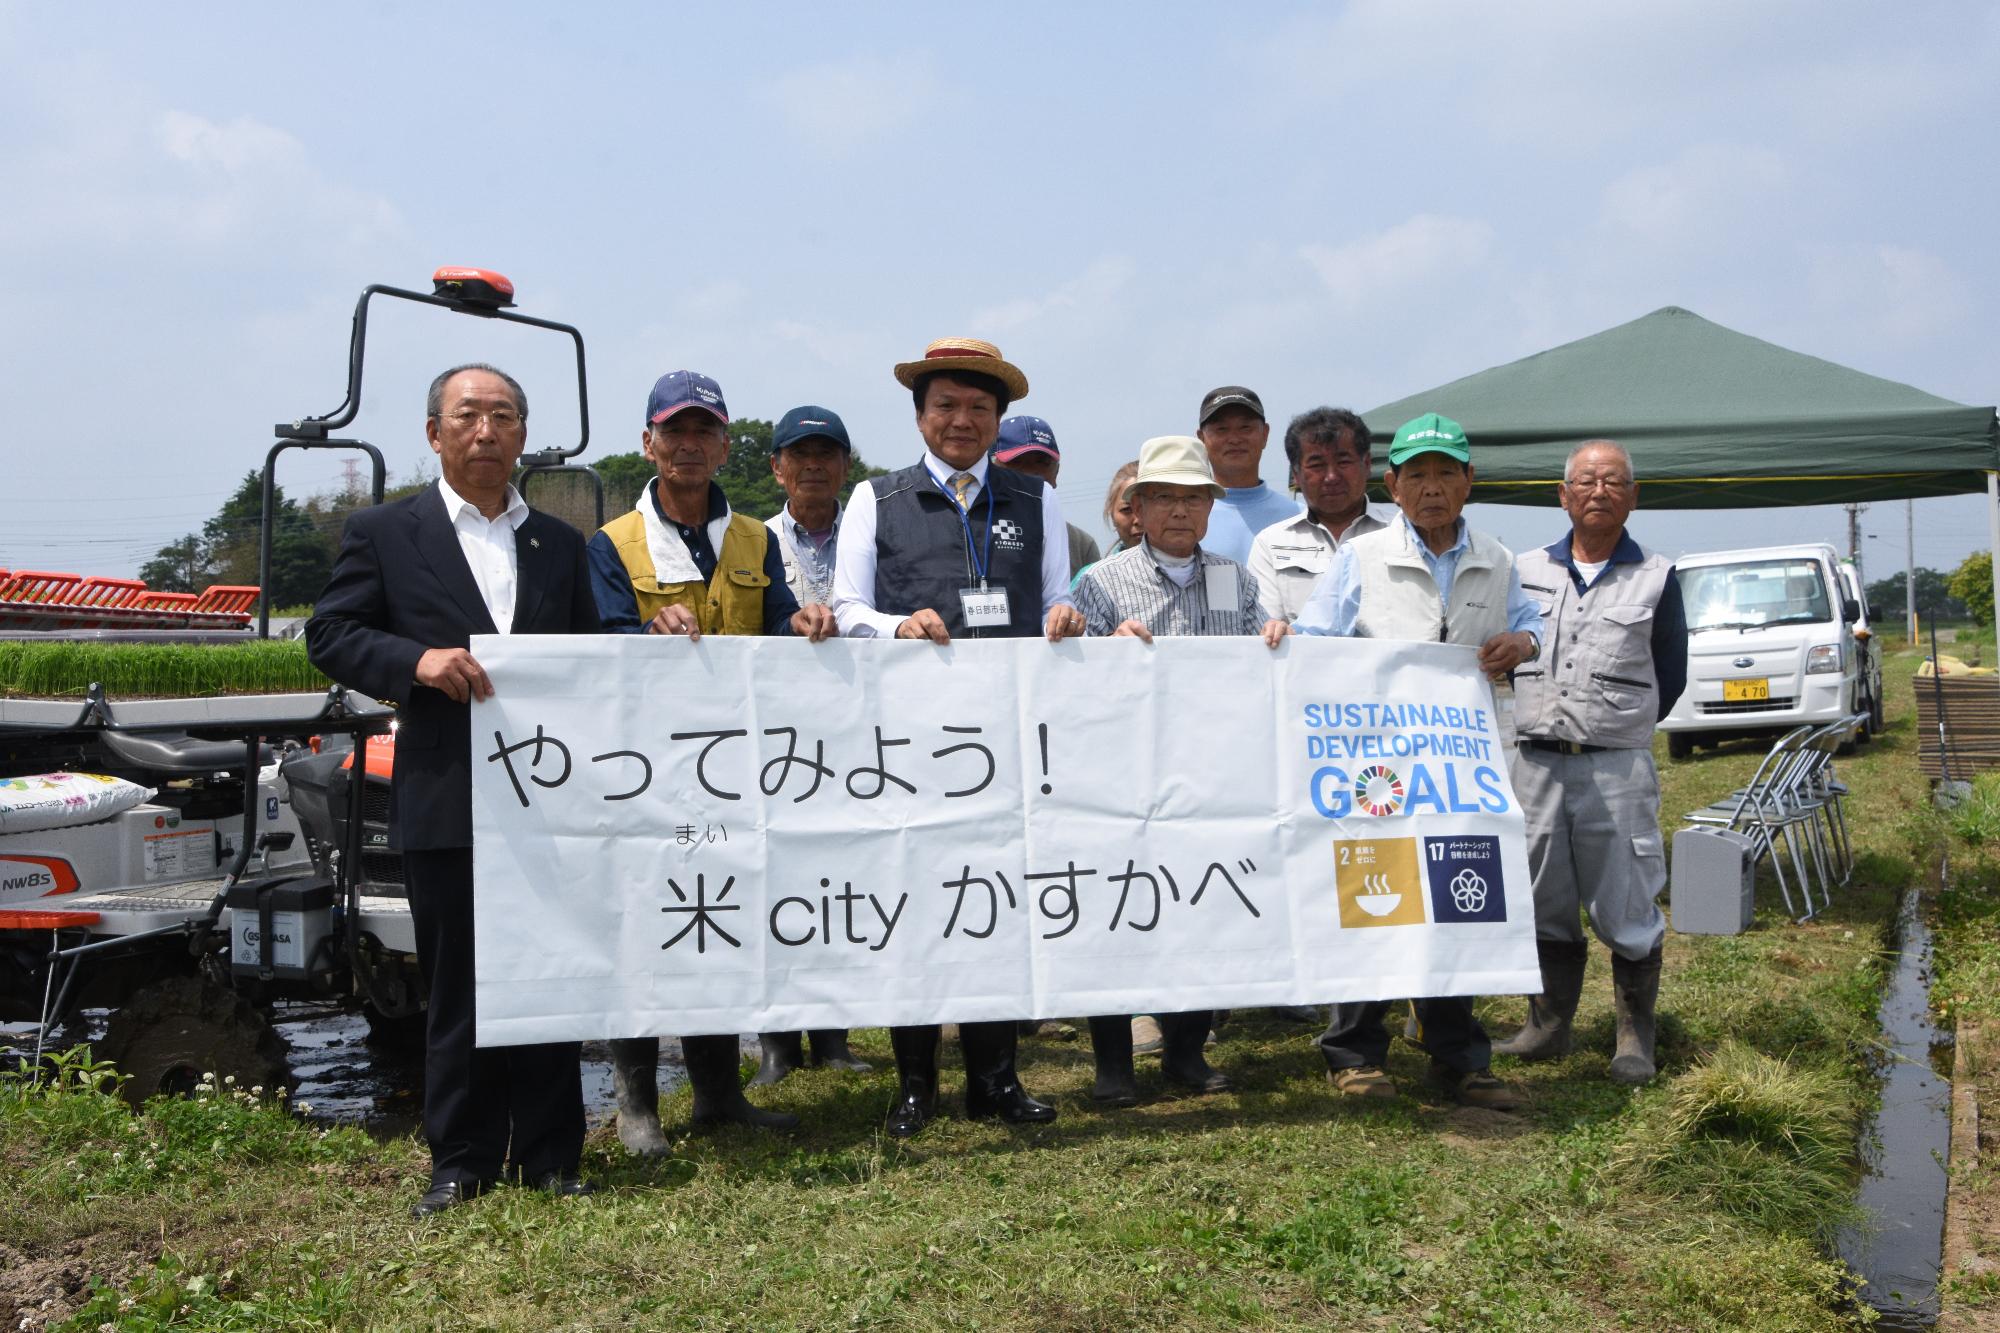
[1988,472,1999,660]
[1905,500,1916,643]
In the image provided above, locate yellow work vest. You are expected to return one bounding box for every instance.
[598,507,771,635]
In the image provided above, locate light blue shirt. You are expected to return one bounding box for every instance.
[1293,512,1541,639]
[1200,483,1301,565]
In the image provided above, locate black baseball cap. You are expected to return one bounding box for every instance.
[1199,385,1265,425]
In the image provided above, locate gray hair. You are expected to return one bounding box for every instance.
[427,362,529,421]
[1564,438,1631,483]
[1283,407,1372,474]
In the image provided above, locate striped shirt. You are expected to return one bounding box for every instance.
[1075,542,1269,638]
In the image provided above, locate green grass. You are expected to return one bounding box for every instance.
[1614,1040,1858,1242]
[5,651,1961,1330]
[0,639,325,698]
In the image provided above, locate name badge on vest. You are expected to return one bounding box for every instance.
[959,585,1011,628]
[1202,563,1237,620]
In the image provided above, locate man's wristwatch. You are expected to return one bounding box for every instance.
[1522,631,1541,663]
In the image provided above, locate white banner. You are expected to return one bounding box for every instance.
[469,635,1538,1046]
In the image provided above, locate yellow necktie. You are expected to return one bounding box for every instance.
[950,472,975,511]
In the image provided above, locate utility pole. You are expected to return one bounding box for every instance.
[1844,502,1865,591]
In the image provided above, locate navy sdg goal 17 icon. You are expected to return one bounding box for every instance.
[1422,834,1507,924]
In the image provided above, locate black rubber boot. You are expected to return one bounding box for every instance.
[887,1024,941,1138]
[961,1020,1056,1124]
[1086,1015,1138,1107]
[749,1032,805,1087]
[1159,1010,1230,1093]
[610,1036,669,1155]
[684,1034,800,1130]
[807,1029,872,1073]
[1609,946,1664,1085]
[1493,939,1589,1061]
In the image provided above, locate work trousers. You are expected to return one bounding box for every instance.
[1513,746,1668,960]
[1319,997,1490,1075]
[404,848,584,1189]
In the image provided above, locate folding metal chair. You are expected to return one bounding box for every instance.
[1683,726,1815,920]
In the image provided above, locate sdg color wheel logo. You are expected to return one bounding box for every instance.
[1352,765,1405,816]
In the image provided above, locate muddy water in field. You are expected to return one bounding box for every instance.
[1834,887,1952,1329]
[7,1011,714,1135]
[277,1016,708,1133]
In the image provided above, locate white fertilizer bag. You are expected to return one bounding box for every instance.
[0,772,157,835]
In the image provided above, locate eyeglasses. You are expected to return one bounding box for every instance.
[442,408,524,430]
[1564,476,1632,492]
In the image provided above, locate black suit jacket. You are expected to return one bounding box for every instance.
[306,484,600,850]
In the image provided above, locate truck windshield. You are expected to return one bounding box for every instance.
[1678,558,1832,631]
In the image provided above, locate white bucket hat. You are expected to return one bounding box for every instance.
[1124,435,1225,504]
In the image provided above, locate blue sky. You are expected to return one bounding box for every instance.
[3,2,1996,596]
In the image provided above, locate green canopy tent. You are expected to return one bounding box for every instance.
[1362,306,2000,511]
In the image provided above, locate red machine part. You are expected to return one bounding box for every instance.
[339,733,396,780]
[0,910,101,930]
[431,267,515,307]
[0,855,81,896]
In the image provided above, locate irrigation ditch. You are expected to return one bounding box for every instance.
[1836,878,1955,1328]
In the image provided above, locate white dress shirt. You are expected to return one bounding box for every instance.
[1246,505,1389,622]
[831,452,1074,637]
[436,477,529,633]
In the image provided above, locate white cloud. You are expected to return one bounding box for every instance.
[0,101,401,253]
[764,54,939,157]
[1807,243,1969,345]
[1600,144,1788,247]
[968,257,1138,335]
[1299,215,1495,314]
[157,109,302,172]
[1254,0,1764,149]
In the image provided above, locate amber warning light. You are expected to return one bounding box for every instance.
[432,266,516,308]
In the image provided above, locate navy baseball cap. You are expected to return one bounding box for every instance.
[772,405,852,454]
[646,370,728,425]
[993,415,1059,463]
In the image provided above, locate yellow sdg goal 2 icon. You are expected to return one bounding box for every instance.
[1333,838,1427,928]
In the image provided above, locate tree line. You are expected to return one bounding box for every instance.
[138,421,887,610]
[1861,566,1976,626]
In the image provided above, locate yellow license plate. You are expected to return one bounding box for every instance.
[1722,677,1770,702]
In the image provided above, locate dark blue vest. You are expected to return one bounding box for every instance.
[869,461,1047,638]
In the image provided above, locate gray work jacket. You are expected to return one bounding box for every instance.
[1513,533,1687,749]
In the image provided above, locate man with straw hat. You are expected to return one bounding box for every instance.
[830,335,1081,1137]
[1070,434,1289,1106]
[1288,411,1542,1111]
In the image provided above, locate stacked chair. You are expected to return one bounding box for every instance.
[1680,715,1863,923]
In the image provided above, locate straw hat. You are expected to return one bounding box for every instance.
[892,336,1030,403]
[1123,435,1224,503]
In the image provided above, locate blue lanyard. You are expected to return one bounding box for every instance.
[931,467,996,587]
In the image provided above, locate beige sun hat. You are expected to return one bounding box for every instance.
[892,336,1030,402]
[1123,435,1225,503]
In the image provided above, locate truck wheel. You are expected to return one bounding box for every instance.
[97,975,293,1108]
[1667,733,1695,761]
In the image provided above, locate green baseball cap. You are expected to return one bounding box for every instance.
[1387,412,1471,466]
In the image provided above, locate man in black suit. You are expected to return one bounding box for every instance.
[307,362,601,1218]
